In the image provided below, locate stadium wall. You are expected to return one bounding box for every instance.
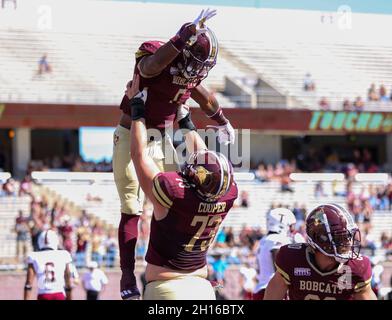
[1,103,391,175]
[1,103,391,133]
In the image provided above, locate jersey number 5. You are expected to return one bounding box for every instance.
[184,215,222,252]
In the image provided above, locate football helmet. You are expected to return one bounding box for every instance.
[38,229,59,250]
[182,150,232,202]
[306,203,361,263]
[175,24,218,83]
[267,208,296,234]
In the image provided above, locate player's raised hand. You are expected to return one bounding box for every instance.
[171,8,217,51]
[193,8,217,28]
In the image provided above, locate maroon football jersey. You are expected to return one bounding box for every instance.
[275,243,372,300]
[145,171,238,271]
[120,41,201,129]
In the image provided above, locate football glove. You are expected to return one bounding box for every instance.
[207,121,235,146]
[171,8,217,50]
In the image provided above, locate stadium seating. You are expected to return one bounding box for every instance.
[0,196,31,259]
[0,29,239,106]
[27,171,392,248]
[1,0,392,109]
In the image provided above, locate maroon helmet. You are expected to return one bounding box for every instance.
[306,203,361,263]
[182,150,233,202]
[175,24,218,83]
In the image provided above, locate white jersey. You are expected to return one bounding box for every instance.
[254,233,292,293]
[27,250,72,295]
[82,269,108,292]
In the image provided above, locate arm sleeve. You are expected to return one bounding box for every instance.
[274,246,291,285]
[152,173,175,209]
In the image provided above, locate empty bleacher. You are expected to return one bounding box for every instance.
[1,0,392,109]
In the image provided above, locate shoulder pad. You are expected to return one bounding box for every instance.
[152,172,175,209]
[135,41,165,59]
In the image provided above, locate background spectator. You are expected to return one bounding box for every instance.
[368,83,379,101]
[82,261,108,300]
[239,262,257,300]
[353,96,365,111]
[37,54,52,75]
[379,85,388,101]
[14,210,29,262]
[319,97,330,110]
[303,73,315,91]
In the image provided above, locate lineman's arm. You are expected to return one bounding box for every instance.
[176,105,207,154]
[126,76,168,217]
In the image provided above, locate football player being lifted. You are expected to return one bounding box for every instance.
[264,204,377,300]
[113,9,235,300]
[125,74,238,299]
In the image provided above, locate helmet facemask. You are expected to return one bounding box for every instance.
[306,205,361,263]
[177,27,218,84]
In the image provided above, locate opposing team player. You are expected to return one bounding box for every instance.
[126,76,238,299]
[264,204,377,300]
[24,230,73,300]
[253,208,296,300]
[113,9,236,299]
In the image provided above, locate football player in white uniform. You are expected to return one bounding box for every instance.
[253,208,296,300]
[24,230,73,300]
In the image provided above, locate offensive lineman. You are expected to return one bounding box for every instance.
[127,75,238,299]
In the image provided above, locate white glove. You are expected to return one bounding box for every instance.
[207,121,235,146]
[176,105,191,122]
[193,8,217,29]
[187,8,217,45]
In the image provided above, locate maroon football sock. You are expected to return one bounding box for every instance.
[118,213,140,290]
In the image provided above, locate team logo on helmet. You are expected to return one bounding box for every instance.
[306,203,361,263]
[182,150,232,202]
